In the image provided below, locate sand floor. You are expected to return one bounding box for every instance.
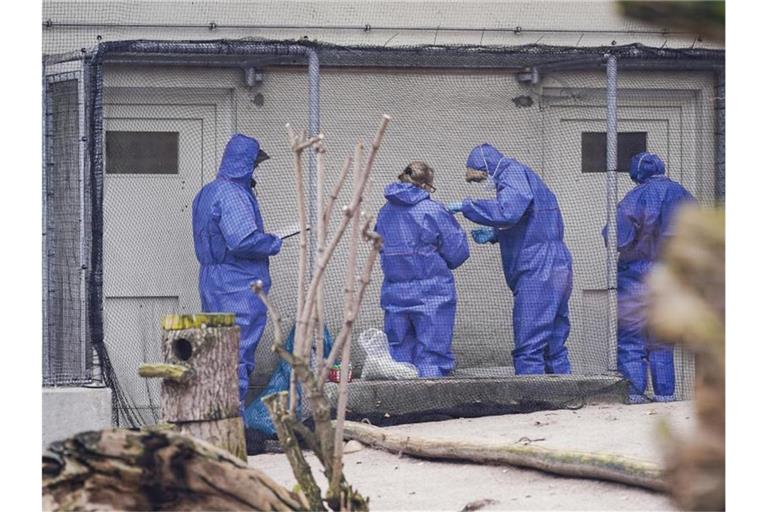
[249,401,695,511]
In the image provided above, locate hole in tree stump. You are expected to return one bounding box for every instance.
[173,338,193,361]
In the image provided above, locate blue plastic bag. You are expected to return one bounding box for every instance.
[243,325,334,436]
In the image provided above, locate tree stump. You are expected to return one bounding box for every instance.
[42,428,307,511]
[139,313,246,461]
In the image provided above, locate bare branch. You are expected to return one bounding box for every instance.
[330,141,366,492]
[286,123,297,146]
[250,280,283,355]
[296,113,391,353]
[321,233,382,383]
[287,415,324,461]
[304,115,392,370]
[360,115,391,191]
[324,156,352,227]
[262,393,326,511]
[271,340,337,469]
[309,138,328,376]
[289,134,309,416]
[264,116,390,512]
[371,114,391,149]
[295,143,366,353]
[360,214,375,243]
[296,134,324,152]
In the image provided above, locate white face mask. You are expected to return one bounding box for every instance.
[483,146,503,176]
[479,146,502,190]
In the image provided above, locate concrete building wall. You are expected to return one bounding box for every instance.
[42,387,112,450]
[43,0,723,55]
[98,64,715,411]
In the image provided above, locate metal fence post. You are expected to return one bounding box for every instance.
[715,69,725,204]
[606,54,619,371]
[78,57,90,380]
[42,62,50,384]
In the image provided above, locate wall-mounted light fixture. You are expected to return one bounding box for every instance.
[516,67,540,85]
[243,67,263,88]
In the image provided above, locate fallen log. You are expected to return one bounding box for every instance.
[342,421,667,493]
[43,428,308,511]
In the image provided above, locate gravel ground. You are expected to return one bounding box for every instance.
[249,401,695,511]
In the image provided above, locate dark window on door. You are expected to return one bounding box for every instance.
[581,132,647,173]
[106,131,179,174]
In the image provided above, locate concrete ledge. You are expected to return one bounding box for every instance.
[324,371,627,426]
[43,386,112,450]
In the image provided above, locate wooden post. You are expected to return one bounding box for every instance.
[139,313,246,461]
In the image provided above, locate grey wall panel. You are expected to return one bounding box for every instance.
[103,296,179,424]
[42,1,724,54]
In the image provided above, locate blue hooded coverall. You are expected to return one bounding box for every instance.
[376,182,470,378]
[458,144,573,375]
[192,134,282,403]
[606,152,696,401]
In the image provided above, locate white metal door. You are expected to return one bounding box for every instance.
[542,92,699,398]
[103,99,218,423]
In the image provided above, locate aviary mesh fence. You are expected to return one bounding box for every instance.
[43,70,90,386]
[42,3,723,428]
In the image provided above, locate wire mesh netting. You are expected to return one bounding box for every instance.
[43,68,93,386]
[42,1,724,429]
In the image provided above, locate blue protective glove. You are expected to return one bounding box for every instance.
[446,201,464,214]
[471,228,496,245]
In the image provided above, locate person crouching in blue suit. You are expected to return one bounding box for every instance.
[375,161,470,378]
[604,152,696,403]
[192,134,283,408]
[448,144,573,375]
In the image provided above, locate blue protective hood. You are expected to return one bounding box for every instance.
[629,152,666,184]
[217,134,261,186]
[466,143,504,176]
[384,182,429,206]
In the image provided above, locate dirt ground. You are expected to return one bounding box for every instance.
[249,401,695,511]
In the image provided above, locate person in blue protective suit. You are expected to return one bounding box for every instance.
[604,152,696,404]
[375,161,470,378]
[192,133,282,406]
[447,144,573,375]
